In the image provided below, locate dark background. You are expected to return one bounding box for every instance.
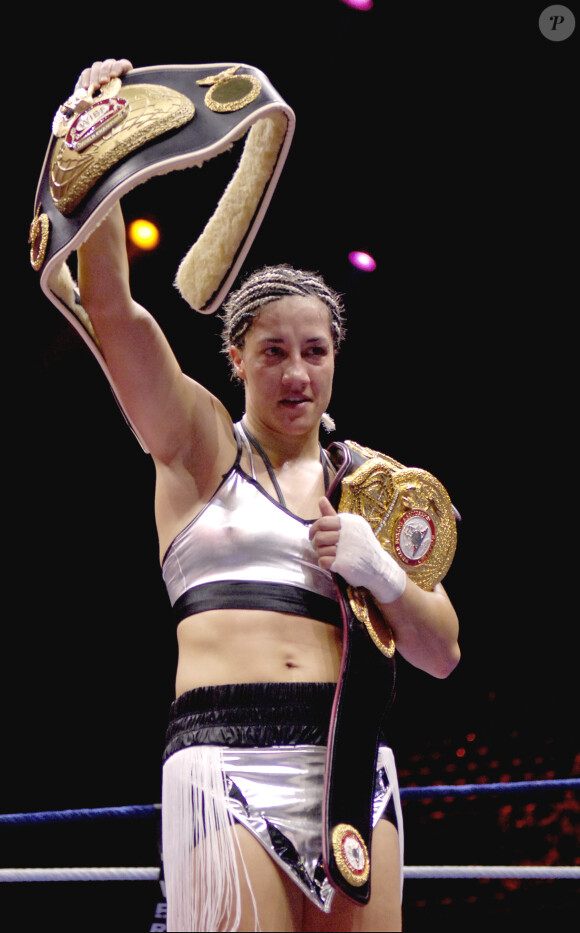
[5,1,577,929]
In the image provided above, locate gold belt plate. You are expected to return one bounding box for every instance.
[49,83,195,215]
[338,441,457,653]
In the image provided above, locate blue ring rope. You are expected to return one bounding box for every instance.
[1,779,577,826]
[399,777,580,799]
[0,804,160,826]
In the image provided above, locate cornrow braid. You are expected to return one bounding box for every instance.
[220,264,346,378]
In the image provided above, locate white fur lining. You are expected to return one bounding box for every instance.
[175,111,289,311]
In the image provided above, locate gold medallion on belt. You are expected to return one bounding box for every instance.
[331,823,370,887]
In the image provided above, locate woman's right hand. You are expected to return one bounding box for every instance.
[75,58,133,94]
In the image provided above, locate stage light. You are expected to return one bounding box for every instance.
[348,250,377,272]
[340,0,374,10]
[128,219,160,251]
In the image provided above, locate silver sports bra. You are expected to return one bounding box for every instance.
[161,423,341,627]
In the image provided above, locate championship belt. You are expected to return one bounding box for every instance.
[334,439,458,625]
[29,63,295,447]
[322,440,458,904]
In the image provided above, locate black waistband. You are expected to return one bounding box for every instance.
[172,581,342,628]
[163,682,336,762]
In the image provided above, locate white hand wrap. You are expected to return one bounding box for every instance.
[330,512,407,605]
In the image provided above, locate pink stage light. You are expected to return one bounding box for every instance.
[348,251,377,272]
[340,0,374,10]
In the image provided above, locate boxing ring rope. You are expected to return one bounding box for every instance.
[1,778,578,883]
[2,865,578,883]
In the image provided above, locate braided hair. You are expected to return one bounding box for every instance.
[220,264,346,379]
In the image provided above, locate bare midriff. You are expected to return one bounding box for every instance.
[174,609,343,698]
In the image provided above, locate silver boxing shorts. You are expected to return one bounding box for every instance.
[161,683,403,930]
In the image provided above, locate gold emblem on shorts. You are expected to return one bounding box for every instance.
[331,823,370,887]
[197,66,262,112]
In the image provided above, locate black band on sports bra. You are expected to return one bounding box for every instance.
[172,581,342,627]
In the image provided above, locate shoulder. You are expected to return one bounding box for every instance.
[159,376,238,473]
[327,439,405,472]
[153,390,239,556]
[326,438,403,506]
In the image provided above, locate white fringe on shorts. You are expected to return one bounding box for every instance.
[162,746,259,932]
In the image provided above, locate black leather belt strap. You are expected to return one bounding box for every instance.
[322,585,396,904]
[321,442,397,904]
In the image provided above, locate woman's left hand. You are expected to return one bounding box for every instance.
[309,497,341,570]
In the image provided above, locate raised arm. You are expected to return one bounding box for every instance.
[75,61,234,469]
[77,201,197,462]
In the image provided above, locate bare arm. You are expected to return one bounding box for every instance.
[77,202,199,463]
[75,60,234,469]
[375,579,460,679]
[310,497,460,678]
